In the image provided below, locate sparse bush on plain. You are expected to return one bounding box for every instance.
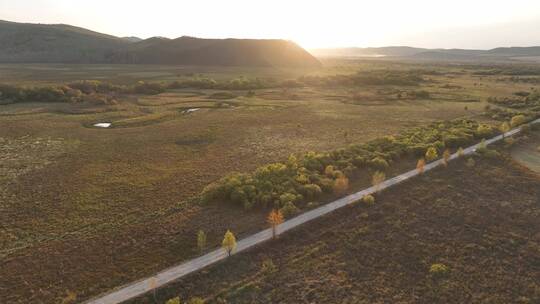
[362,194,375,206]
[166,297,181,304]
[188,297,205,304]
[429,263,449,277]
[261,258,277,274]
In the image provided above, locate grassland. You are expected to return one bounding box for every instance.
[1,60,539,303]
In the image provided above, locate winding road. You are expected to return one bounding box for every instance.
[85,118,540,304]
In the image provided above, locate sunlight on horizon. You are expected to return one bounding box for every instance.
[1,0,540,49]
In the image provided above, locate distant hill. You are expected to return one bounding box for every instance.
[0,20,320,67]
[109,36,321,67]
[312,45,540,62]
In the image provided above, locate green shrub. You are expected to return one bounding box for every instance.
[429,263,449,277]
[425,147,438,162]
[188,297,205,304]
[302,184,322,198]
[475,124,494,138]
[511,114,527,127]
[280,201,299,218]
[362,194,375,206]
[369,157,389,170]
[166,297,181,304]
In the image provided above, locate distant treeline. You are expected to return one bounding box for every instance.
[487,91,540,112]
[0,70,433,104]
[202,119,497,212]
[473,66,540,76]
[0,81,166,104]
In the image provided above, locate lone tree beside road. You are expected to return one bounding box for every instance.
[417,158,426,174]
[372,171,386,192]
[442,149,451,167]
[500,121,510,138]
[197,230,207,254]
[267,209,284,239]
[222,230,237,257]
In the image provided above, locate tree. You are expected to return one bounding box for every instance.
[416,158,426,174]
[500,121,510,138]
[222,230,237,257]
[442,149,451,167]
[148,277,158,302]
[372,171,386,192]
[267,209,284,239]
[197,230,207,254]
[425,147,438,162]
[333,175,349,195]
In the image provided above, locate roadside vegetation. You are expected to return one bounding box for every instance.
[132,153,540,304]
[201,119,497,212]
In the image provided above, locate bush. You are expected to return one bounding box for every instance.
[302,184,322,198]
[362,194,375,206]
[188,297,205,304]
[425,147,438,162]
[475,124,494,138]
[166,297,181,304]
[511,114,528,127]
[429,263,449,277]
[369,157,389,170]
[280,201,299,218]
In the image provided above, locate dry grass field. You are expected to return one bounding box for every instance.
[1,60,539,303]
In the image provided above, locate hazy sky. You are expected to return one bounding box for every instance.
[1,0,540,49]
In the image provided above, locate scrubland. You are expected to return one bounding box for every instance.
[1,60,539,303]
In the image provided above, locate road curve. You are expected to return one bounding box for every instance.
[85,118,539,304]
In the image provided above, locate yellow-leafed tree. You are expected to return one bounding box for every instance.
[372,171,385,192]
[222,230,237,257]
[442,149,451,167]
[267,209,284,239]
[417,158,426,174]
[197,230,206,253]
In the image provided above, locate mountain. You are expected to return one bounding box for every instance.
[311,46,540,62]
[121,36,143,43]
[0,20,127,63]
[109,36,321,67]
[0,20,320,67]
